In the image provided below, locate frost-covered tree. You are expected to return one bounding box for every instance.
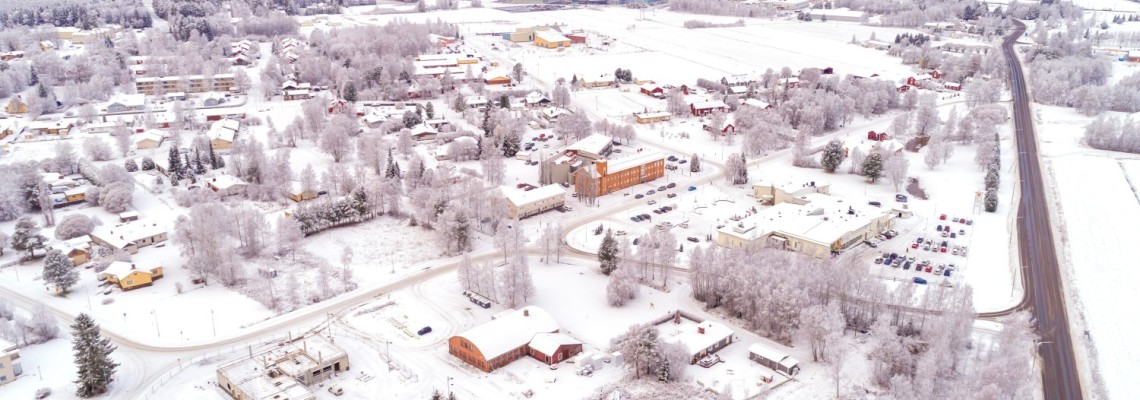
[100,183,133,214]
[607,239,640,306]
[690,153,701,173]
[551,84,571,108]
[72,313,118,398]
[82,137,113,161]
[276,215,303,261]
[555,111,591,142]
[862,152,884,183]
[847,147,865,174]
[10,217,46,256]
[53,142,78,174]
[55,214,94,240]
[819,139,846,172]
[667,88,689,116]
[884,154,910,191]
[984,188,998,212]
[42,249,78,294]
[726,153,748,184]
[124,158,138,172]
[320,114,355,163]
[796,302,845,362]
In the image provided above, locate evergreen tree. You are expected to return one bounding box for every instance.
[819,139,846,172]
[453,93,466,113]
[499,95,509,109]
[501,134,520,157]
[141,157,155,171]
[984,188,998,212]
[342,81,357,103]
[29,66,38,86]
[385,148,402,178]
[861,152,884,182]
[124,158,138,172]
[37,83,48,98]
[42,249,78,294]
[598,229,618,275]
[167,146,183,180]
[72,313,119,398]
[481,105,493,137]
[690,153,701,173]
[208,146,221,170]
[10,217,46,255]
[193,152,206,175]
[425,102,435,119]
[984,163,1000,190]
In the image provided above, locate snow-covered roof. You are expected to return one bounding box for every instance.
[525,91,549,104]
[567,134,611,157]
[410,124,438,137]
[108,93,145,108]
[63,187,86,196]
[90,219,166,250]
[635,111,671,119]
[535,31,570,43]
[60,235,91,252]
[541,107,570,119]
[208,175,246,191]
[659,320,734,357]
[103,261,160,280]
[505,185,566,209]
[743,98,771,109]
[208,120,239,143]
[454,306,558,361]
[602,151,664,175]
[135,131,164,144]
[748,342,799,369]
[691,100,728,110]
[639,83,663,92]
[0,337,16,352]
[528,332,580,356]
[466,96,488,106]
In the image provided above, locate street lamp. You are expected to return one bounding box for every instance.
[385,340,392,371]
[151,309,160,338]
[447,376,454,398]
[210,309,217,337]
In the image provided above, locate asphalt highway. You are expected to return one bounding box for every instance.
[1003,19,1084,400]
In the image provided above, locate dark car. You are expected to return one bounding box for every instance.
[913,277,928,285]
[679,160,687,164]
[647,190,656,195]
[895,194,908,202]
[631,216,641,222]
[417,326,433,336]
[687,237,699,243]
[658,186,667,191]
[667,193,677,198]
[688,186,697,191]
[667,155,678,161]
[868,201,881,207]
[903,261,912,270]
[667,183,677,189]
[635,194,644,199]
[882,258,892,265]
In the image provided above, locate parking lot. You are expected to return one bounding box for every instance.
[859,212,978,286]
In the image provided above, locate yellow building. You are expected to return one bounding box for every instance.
[0,338,21,386]
[5,97,26,114]
[634,111,671,124]
[534,31,571,49]
[102,261,163,291]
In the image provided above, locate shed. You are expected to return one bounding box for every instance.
[748,342,800,376]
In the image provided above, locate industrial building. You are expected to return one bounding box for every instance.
[716,192,895,258]
[216,334,348,400]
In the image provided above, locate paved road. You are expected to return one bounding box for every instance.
[1003,20,1084,400]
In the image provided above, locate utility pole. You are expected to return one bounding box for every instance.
[151,309,160,338]
[210,309,217,337]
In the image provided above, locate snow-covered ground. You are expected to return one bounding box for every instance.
[1033,104,1140,399]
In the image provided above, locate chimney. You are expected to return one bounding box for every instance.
[698,326,706,335]
[523,309,530,317]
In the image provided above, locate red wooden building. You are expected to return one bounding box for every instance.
[690,100,728,116]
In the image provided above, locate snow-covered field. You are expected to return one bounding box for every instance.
[1033,104,1140,399]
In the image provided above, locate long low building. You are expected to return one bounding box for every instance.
[506,185,566,219]
[89,220,168,254]
[716,192,894,258]
[748,342,800,376]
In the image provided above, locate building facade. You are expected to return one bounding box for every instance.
[575,152,665,196]
[135,73,237,95]
[0,338,20,386]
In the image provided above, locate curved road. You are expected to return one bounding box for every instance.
[1003,20,1084,399]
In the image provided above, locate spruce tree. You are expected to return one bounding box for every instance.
[690,153,701,173]
[167,146,182,180]
[984,188,998,212]
[343,81,357,103]
[819,139,846,172]
[385,148,402,178]
[453,93,466,113]
[43,249,79,294]
[598,229,618,275]
[861,152,884,182]
[499,95,510,109]
[11,217,46,255]
[72,313,119,398]
[501,134,520,157]
[984,163,1000,190]
[425,102,435,119]
[481,104,493,137]
[208,146,221,170]
[193,152,206,175]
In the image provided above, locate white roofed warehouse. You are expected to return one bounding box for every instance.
[216,334,348,400]
[505,185,566,219]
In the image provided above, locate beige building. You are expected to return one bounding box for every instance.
[217,334,348,400]
[89,220,168,254]
[135,73,237,95]
[717,193,894,258]
[506,185,566,219]
[0,338,21,386]
[752,180,830,205]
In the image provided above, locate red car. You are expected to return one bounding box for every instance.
[925,266,933,273]
[516,183,527,189]
[911,243,919,249]
[941,247,948,253]
[940,214,947,220]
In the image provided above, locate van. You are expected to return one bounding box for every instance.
[328,385,344,396]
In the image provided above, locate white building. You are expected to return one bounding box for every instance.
[717,193,894,257]
[89,219,168,254]
[748,342,800,376]
[217,334,348,400]
[505,185,566,219]
[205,174,247,197]
[566,133,613,160]
[0,338,20,386]
[106,93,146,113]
[657,316,735,364]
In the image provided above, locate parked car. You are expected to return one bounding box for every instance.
[882,258,892,266]
[658,186,667,191]
[679,160,687,164]
[687,237,699,243]
[688,186,697,191]
[648,200,657,205]
[631,216,641,222]
[667,183,677,189]
[647,190,656,195]
[895,194,908,202]
[959,229,966,236]
[911,242,919,249]
[635,194,644,199]
[667,193,677,198]
[939,214,947,220]
[944,269,952,277]
[868,201,882,207]
[936,224,942,231]
[950,232,957,238]
[866,240,879,248]
[903,261,912,270]
[913,277,928,284]
[328,385,344,396]
[417,326,433,336]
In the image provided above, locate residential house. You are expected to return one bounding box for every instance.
[410,124,439,141]
[26,120,73,136]
[217,334,348,400]
[135,131,165,149]
[580,73,614,88]
[634,111,671,124]
[639,83,665,97]
[283,89,311,101]
[118,211,140,223]
[60,235,92,266]
[5,96,26,114]
[465,96,489,110]
[525,91,551,107]
[63,187,87,203]
[0,51,24,61]
[528,333,583,366]
[102,261,164,291]
[944,81,962,91]
[742,98,773,109]
[703,115,735,135]
[89,219,167,254]
[657,312,735,364]
[541,107,570,121]
[106,93,146,113]
[287,181,318,202]
[690,100,728,116]
[205,175,247,197]
[327,98,349,114]
[0,338,20,386]
[208,119,240,150]
[0,120,15,140]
